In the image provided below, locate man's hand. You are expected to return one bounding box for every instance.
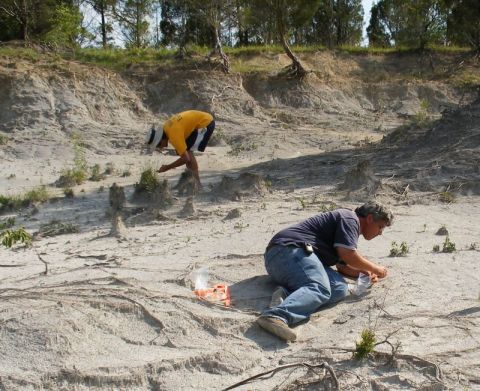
[157,165,169,173]
[366,271,379,283]
[370,265,387,278]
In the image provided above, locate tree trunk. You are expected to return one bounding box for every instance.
[214,27,230,74]
[100,3,107,48]
[276,4,307,78]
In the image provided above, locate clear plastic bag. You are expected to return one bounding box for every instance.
[191,266,209,290]
[351,272,372,296]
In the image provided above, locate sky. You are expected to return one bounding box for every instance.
[362,0,375,45]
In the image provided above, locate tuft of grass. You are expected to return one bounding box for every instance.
[354,329,376,360]
[0,186,50,212]
[389,241,409,257]
[433,244,440,252]
[0,227,32,248]
[24,185,50,204]
[439,191,455,204]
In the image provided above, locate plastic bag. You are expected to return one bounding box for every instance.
[351,272,372,296]
[191,266,209,290]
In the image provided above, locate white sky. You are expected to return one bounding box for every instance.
[362,0,375,45]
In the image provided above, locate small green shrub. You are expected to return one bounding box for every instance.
[58,133,88,187]
[433,244,440,252]
[389,241,409,257]
[89,164,105,181]
[121,169,131,177]
[439,191,455,204]
[0,134,8,145]
[24,185,50,204]
[1,228,31,248]
[442,236,456,253]
[469,243,477,250]
[354,329,376,360]
[135,168,159,193]
[414,99,430,126]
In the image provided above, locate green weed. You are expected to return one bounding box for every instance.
[354,329,376,360]
[442,236,456,253]
[135,168,159,193]
[0,227,31,248]
[439,191,455,203]
[389,241,409,257]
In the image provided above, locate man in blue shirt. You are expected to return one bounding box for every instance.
[257,201,393,342]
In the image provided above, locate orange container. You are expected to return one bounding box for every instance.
[194,284,231,306]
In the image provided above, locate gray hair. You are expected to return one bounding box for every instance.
[355,201,394,226]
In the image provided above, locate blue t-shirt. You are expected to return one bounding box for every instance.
[268,209,360,266]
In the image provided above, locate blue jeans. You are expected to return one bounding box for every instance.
[262,245,349,325]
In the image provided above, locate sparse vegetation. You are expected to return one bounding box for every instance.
[433,236,456,253]
[57,133,88,187]
[439,191,455,204]
[229,142,258,156]
[354,328,376,360]
[0,228,32,248]
[0,186,50,212]
[414,99,430,126]
[469,243,477,250]
[389,241,409,257]
[89,164,105,181]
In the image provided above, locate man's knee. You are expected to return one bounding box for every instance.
[308,282,332,304]
[330,281,349,303]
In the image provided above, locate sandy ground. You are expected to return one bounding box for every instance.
[1,145,479,391]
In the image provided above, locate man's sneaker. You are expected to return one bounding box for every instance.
[256,316,297,342]
[269,286,287,308]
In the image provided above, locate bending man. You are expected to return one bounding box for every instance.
[145,110,215,186]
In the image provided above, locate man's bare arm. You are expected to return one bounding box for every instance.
[336,247,387,278]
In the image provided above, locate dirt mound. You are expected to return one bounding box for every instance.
[132,179,174,209]
[368,95,480,195]
[0,57,148,160]
[211,172,270,200]
[174,170,199,196]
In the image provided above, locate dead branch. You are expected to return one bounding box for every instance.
[222,361,339,391]
[34,248,48,275]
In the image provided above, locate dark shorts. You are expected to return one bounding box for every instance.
[186,120,215,152]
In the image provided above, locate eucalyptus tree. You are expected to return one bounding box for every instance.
[244,0,323,77]
[113,0,153,48]
[83,0,117,48]
[447,0,480,51]
[366,0,449,49]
